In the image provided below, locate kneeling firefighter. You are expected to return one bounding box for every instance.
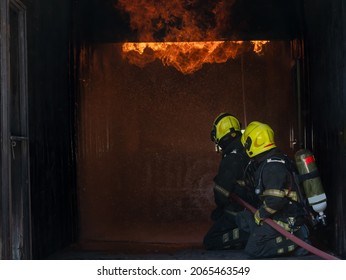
[203,113,258,250]
[236,121,310,258]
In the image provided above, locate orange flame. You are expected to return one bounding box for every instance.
[251,41,270,54]
[116,1,270,74]
[122,41,269,74]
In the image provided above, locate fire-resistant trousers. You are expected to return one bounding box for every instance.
[236,210,301,258]
[203,210,249,250]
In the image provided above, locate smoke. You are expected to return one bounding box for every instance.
[116,0,235,42]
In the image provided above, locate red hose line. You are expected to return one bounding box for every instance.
[229,193,340,260]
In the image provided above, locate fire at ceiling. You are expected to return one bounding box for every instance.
[116,0,269,74]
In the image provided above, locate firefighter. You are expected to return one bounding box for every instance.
[203,113,258,250]
[236,121,310,258]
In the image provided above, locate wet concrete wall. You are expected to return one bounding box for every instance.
[76,41,296,247]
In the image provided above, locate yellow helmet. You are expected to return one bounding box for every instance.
[210,113,241,145]
[241,121,276,158]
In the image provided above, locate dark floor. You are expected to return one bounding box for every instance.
[47,242,324,260]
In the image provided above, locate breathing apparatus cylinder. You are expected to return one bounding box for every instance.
[294,149,327,225]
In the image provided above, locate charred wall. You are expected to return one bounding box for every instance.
[303,0,346,257]
[22,0,77,259]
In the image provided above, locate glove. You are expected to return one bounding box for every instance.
[254,210,263,225]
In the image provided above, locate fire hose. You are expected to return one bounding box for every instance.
[229,193,340,260]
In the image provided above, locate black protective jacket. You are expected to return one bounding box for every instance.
[211,136,254,219]
[253,148,305,224]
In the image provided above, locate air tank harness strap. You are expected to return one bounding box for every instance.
[298,170,320,182]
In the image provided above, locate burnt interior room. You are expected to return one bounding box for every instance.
[1,0,346,260]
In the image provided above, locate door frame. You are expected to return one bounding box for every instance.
[0,0,31,260]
